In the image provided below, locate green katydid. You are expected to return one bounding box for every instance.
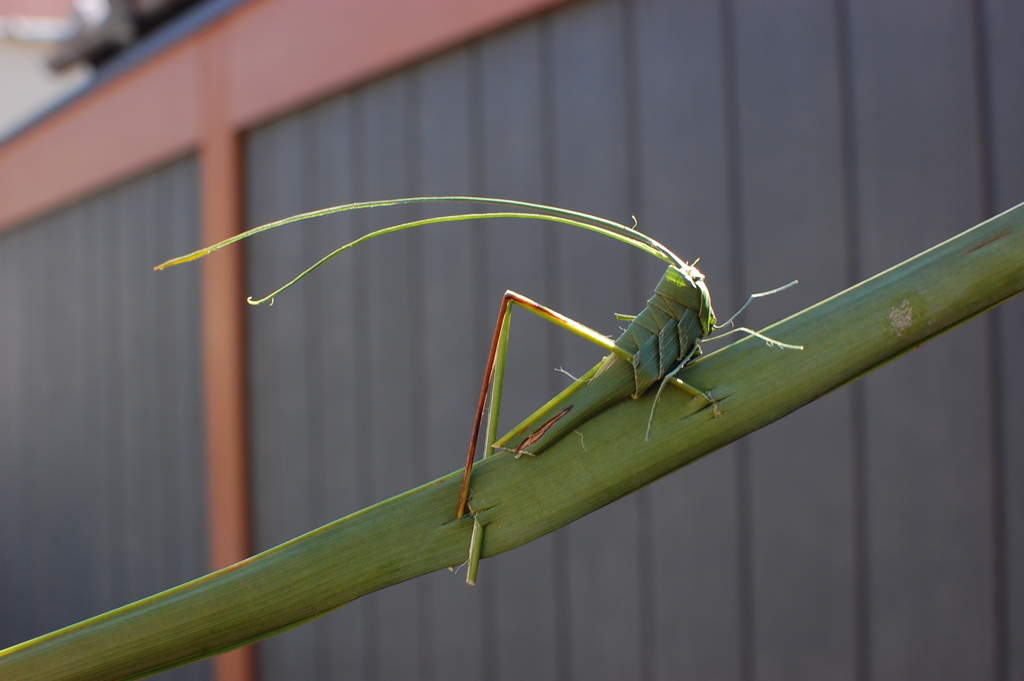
[157,196,800,586]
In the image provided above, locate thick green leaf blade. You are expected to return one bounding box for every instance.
[2,202,1023,680]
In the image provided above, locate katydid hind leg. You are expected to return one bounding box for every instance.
[458,290,633,517]
[461,301,513,584]
[458,290,642,584]
[458,294,516,520]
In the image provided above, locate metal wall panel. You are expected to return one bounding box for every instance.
[0,157,209,681]
[988,2,1024,679]
[732,2,856,679]
[243,0,1024,679]
[849,2,997,678]
[476,26,564,681]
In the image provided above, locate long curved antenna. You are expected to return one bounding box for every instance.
[232,211,680,305]
[155,196,684,272]
[714,280,799,329]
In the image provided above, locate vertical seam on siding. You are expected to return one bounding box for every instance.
[406,69,438,681]
[350,91,381,681]
[467,40,501,681]
[620,1,656,679]
[539,14,573,681]
[302,109,333,681]
[833,1,870,679]
[718,1,753,679]
[970,0,1006,678]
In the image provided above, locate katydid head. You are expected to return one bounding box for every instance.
[665,262,717,338]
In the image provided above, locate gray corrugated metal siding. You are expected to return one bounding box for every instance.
[0,156,209,681]
[242,0,1024,679]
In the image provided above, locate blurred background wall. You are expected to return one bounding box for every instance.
[0,1,1022,680]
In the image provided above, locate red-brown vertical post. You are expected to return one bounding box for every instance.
[197,33,256,681]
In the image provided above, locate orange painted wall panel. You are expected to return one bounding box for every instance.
[0,0,570,232]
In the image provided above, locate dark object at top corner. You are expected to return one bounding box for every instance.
[50,0,206,71]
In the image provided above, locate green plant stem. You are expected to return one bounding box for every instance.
[3,203,1023,681]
